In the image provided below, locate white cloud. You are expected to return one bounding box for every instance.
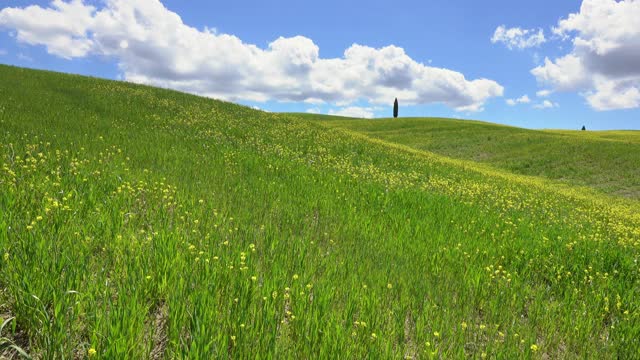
[586,78,640,110]
[531,54,590,91]
[532,0,640,110]
[491,25,546,50]
[517,94,531,103]
[305,107,321,114]
[533,100,558,109]
[328,106,376,118]
[0,0,503,112]
[0,0,95,59]
[536,89,552,97]
[0,48,6,56]
[505,94,530,106]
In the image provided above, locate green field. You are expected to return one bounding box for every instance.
[312,115,640,199]
[1,65,639,359]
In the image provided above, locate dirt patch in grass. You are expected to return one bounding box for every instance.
[149,301,168,360]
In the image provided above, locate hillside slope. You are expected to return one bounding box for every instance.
[1,65,639,358]
[313,116,640,199]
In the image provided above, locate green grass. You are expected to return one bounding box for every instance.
[0,64,639,359]
[313,116,640,199]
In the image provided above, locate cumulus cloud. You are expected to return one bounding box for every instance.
[505,94,530,106]
[531,0,640,110]
[306,105,382,118]
[533,100,558,109]
[586,78,640,110]
[0,0,503,111]
[0,0,95,58]
[328,106,377,118]
[531,54,590,91]
[491,25,546,50]
[536,89,552,97]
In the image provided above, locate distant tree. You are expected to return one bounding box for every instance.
[393,98,398,118]
[581,125,586,131]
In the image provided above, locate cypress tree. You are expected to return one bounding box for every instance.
[393,98,398,118]
[581,125,586,131]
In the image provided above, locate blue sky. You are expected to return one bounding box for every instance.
[1,0,639,130]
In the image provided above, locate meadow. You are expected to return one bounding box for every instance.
[311,115,640,199]
[1,64,639,359]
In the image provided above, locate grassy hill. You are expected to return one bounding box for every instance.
[313,116,640,200]
[1,65,639,359]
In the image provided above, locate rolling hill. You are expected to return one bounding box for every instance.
[312,115,640,200]
[1,65,639,359]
